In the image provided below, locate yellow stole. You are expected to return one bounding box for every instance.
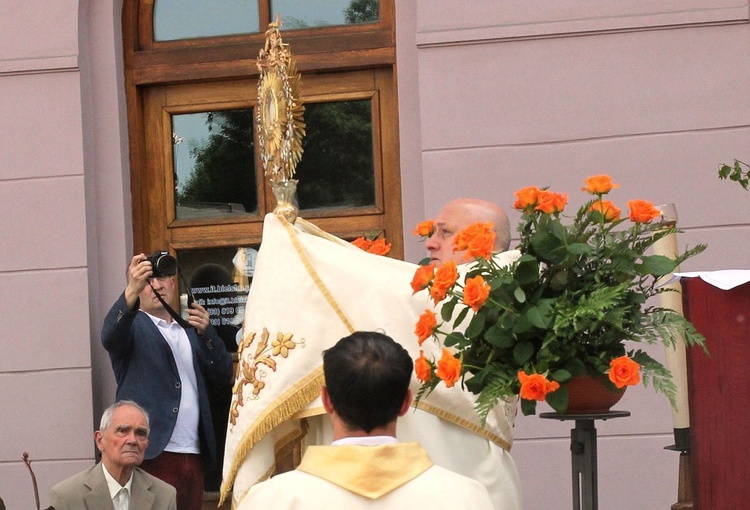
[296,443,433,499]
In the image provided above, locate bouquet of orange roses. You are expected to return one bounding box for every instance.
[411,175,706,417]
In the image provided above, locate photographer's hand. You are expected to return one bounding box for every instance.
[124,254,152,310]
[185,302,212,335]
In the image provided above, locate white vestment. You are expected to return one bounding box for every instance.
[222,215,523,509]
[237,442,494,510]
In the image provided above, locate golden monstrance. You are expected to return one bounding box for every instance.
[256,16,305,223]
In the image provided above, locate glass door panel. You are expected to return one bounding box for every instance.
[172,109,258,220]
[271,0,379,29]
[153,0,260,41]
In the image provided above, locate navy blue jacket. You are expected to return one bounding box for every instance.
[101,293,233,468]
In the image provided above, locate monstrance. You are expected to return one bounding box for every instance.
[256,16,305,223]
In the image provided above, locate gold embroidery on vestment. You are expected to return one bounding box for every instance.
[230,327,306,426]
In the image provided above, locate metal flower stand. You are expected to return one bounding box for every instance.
[539,411,630,510]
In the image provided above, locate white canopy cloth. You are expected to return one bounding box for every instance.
[665,269,750,291]
[221,214,522,509]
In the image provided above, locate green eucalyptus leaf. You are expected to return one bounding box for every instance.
[640,254,676,276]
[441,299,457,322]
[564,358,587,376]
[549,270,569,290]
[551,369,572,383]
[514,258,540,285]
[567,243,590,255]
[453,306,470,328]
[520,398,538,416]
[466,312,487,338]
[512,313,533,334]
[513,341,535,365]
[526,306,548,329]
[444,332,469,349]
[548,219,567,240]
[545,386,569,413]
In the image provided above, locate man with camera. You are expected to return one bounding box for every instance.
[101,252,234,510]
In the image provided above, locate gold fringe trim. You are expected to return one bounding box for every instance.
[291,406,325,420]
[220,366,324,504]
[414,400,512,452]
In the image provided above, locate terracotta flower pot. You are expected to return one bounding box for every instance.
[564,375,626,414]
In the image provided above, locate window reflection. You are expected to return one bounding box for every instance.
[177,246,258,353]
[175,245,257,492]
[172,110,258,220]
[154,0,259,41]
[296,99,375,211]
[272,0,379,29]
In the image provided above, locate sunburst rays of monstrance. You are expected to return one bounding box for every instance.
[256,16,305,223]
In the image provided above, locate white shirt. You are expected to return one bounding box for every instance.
[101,463,133,510]
[143,311,200,453]
[331,435,398,446]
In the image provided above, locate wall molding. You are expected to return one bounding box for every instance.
[417,3,749,47]
[0,55,79,76]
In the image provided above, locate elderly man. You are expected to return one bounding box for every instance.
[49,401,176,510]
[425,197,512,265]
[404,197,523,509]
[239,331,494,509]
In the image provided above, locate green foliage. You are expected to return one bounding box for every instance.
[345,0,379,24]
[718,159,750,190]
[415,178,707,421]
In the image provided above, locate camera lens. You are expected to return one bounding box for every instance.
[148,251,177,277]
[155,254,177,276]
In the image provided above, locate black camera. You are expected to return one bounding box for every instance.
[147,251,177,278]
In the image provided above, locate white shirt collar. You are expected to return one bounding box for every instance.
[331,435,398,446]
[141,309,172,327]
[101,462,134,499]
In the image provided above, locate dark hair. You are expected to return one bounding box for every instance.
[323,331,413,433]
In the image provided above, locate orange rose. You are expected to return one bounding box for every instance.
[514,186,542,210]
[589,200,621,222]
[453,222,495,261]
[462,275,491,312]
[628,199,661,224]
[367,237,392,256]
[410,264,435,294]
[582,175,619,195]
[535,191,568,214]
[436,348,462,388]
[465,224,496,261]
[518,371,560,401]
[415,350,433,383]
[351,237,372,251]
[430,261,458,304]
[429,285,448,305]
[414,310,438,345]
[412,220,436,238]
[608,356,641,388]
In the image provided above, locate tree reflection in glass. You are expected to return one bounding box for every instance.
[295,99,375,212]
[173,109,257,220]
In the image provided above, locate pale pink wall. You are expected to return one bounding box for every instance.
[0,1,95,508]
[398,1,750,509]
[1,1,748,508]
[0,0,131,507]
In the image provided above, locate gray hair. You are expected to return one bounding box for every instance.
[99,400,150,433]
